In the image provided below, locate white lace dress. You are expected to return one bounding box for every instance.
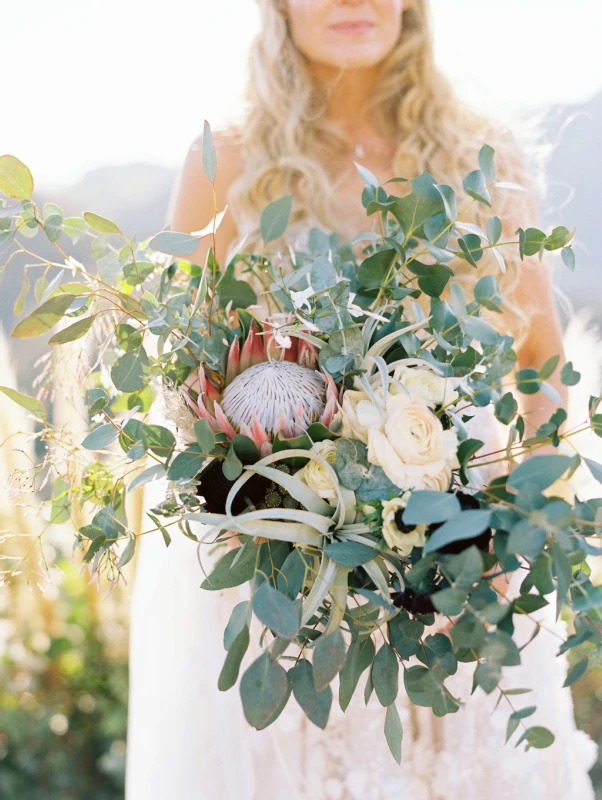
[125,224,598,800]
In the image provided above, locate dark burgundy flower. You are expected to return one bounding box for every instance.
[392,587,438,615]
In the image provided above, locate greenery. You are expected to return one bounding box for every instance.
[1,123,601,764]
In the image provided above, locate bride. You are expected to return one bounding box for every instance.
[126,1,598,797]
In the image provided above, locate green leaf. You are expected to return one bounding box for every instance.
[194,419,215,455]
[372,643,399,706]
[240,652,290,729]
[260,196,292,244]
[127,464,167,493]
[324,541,377,567]
[48,313,98,345]
[224,601,250,650]
[12,293,75,338]
[117,534,137,568]
[432,587,467,616]
[563,656,588,688]
[474,275,501,312]
[539,354,560,380]
[84,211,121,235]
[123,261,155,286]
[168,444,205,481]
[478,144,496,182]
[0,155,34,200]
[111,347,149,392]
[83,534,106,563]
[384,703,403,764]
[487,215,503,245]
[81,423,120,450]
[0,385,46,420]
[253,582,301,638]
[513,594,548,614]
[584,457,602,484]
[44,213,63,243]
[423,510,491,554]
[561,246,575,270]
[391,172,446,237]
[276,549,307,599]
[50,478,71,524]
[515,726,555,750]
[358,249,397,289]
[516,367,541,395]
[457,236,479,268]
[222,444,243,481]
[149,231,199,257]
[550,539,572,619]
[495,392,518,425]
[339,636,376,711]
[388,617,424,660]
[219,280,257,310]
[202,119,217,182]
[402,491,461,525]
[140,424,175,459]
[313,630,347,692]
[560,361,581,386]
[218,626,250,691]
[447,546,484,591]
[62,216,86,243]
[354,162,379,187]
[507,455,572,491]
[523,227,546,257]
[463,170,491,206]
[506,706,536,742]
[201,542,259,590]
[545,225,574,250]
[290,659,332,729]
[461,316,500,345]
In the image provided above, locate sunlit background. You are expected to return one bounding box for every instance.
[1,1,601,797]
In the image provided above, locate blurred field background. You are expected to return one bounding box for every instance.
[1,1,602,797]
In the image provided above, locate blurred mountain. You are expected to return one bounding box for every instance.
[50,163,176,239]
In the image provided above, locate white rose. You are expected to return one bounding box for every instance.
[299,440,339,500]
[391,365,459,409]
[381,493,428,556]
[341,390,383,444]
[368,393,459,491]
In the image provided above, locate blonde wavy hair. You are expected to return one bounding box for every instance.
[227,0,541,345]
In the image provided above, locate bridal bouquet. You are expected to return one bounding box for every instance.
[2,127,601,763]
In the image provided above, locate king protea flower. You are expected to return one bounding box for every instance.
[182,321,340,455]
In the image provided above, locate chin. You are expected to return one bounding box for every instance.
[318,43,392,70]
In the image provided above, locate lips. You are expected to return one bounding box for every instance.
[329,20,375,34]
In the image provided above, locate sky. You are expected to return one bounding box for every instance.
[3,0,602,190]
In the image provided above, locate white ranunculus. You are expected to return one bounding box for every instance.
[341,390,383,444]
[391,365,459,409]
[299,440,339,500]
[381,493,428,556]
[368,393,459,491]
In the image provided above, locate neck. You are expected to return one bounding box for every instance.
[310,62,380,137]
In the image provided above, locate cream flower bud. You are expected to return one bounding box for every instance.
[391,365,459,408]
[299,440,338,500]
[341,390,375,444]
[381,493,427,556]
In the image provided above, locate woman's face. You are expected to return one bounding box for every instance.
[285,0,404,70]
